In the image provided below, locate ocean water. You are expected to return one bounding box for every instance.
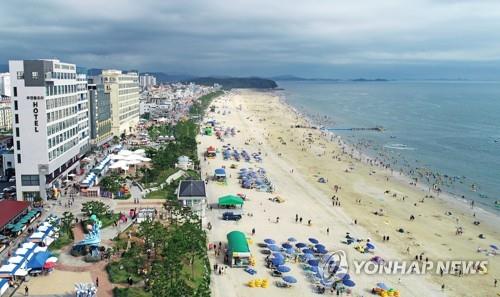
[278,80,500,212]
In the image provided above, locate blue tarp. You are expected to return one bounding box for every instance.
[214,168,226,176]
[27,251,52,269]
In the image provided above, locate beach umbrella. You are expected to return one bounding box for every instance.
[366,242,376,250]
[272,252,285,259]
[277,265,291,273]
[272,257,285,266]
[295,243,306,248]
[282,276,297,284]
[264,239,276,245]
[490,244,498,250]
[288,237,297,242]
[309,238,319,244]
[342,274,351,280]
[302,249,314,254]
[46,257,58,263]
[282,243,293,249]
[268,245,281,252]
[377,283,390,291]
[317,249,328,254]
[284,248,295,254]
[43,262,56,269]
[315,244,326,250]
[303,253,315,260]
[307,259,319,267]
[342,279,355,287]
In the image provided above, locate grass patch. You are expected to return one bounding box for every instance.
[113,287,152,297]
[101,213,121,229]
[145,188,170,199]
[106,261,143,284]
[181,256,206,288]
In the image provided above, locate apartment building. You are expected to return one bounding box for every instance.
[88,80,112,146]
[101,70,139,137]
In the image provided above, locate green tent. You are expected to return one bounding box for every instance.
[218,195,244,206]
[227,231,250,254]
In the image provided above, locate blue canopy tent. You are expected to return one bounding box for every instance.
[27,251,52,270]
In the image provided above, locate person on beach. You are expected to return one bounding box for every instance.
[251,228,255,236]
[295,214,298,223]
[327,227,330,235]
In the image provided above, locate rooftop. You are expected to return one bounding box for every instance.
[0,200,30,230]
[178,180,206,198]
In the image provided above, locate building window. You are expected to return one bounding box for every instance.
[17,71,24,79]
[15,114,19,124]
[16,141,20,150]
[14,100,18,110]
[15,127,19,137]
[22,191,39,202]
[13,87,17,97]
[17,154,21,163]
[32,72,39,80]
[21,175,40,186]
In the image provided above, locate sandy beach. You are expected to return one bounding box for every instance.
[201,90,499,297]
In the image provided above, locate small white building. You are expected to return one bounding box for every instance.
[175,155,193,170]
[177,180,206,218]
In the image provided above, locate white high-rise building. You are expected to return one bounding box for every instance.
[9,59,90,201]
[0,73,11,96]
[101,70,140,136]
[139,73,157,90]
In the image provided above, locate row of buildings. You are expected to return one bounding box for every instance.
[6,59,146,201]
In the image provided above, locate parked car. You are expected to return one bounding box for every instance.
[222,212,242,221]
[8,176,15,183]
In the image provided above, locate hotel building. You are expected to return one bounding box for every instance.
[100,70,139,137]
[88,79,112,146]
[9,59,90,201]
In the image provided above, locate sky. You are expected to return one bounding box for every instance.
[1,0,500,79]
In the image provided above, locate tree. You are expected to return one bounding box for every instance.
[81,201,110,219]
[99,174,123,193]
[61,211,75,235]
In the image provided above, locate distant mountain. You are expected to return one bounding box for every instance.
[187,77,278,89]
[351,78,389,82]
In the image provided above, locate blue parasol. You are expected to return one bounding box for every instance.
[264,238,276,244]
[268,244,281,252]
[315,244,326,250]
[282,276,297,284]
[272,257,285,266]
[377,283,390,291]
[277,265,291,273]
[272,252,285,259]
[490,244,498,250]
[288,237,297,242]
[366,242,375,250]
[307,259,319,267]
[295,242,306,248]
[303,253,315,260]
[302,248,314,254]
[282,243,293,249]
[309,238,319,244]
[342,279,355,287]
[284,248,295,254]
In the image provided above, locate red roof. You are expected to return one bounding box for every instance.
[0,200,30,229]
